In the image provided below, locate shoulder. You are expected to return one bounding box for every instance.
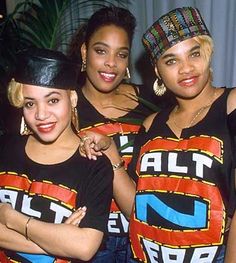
[142,112,158,131]
[1,134,25,148]
[79,154,113,178]
[227,87,236,114]
[119,82,139,95]
[0,134,26,159]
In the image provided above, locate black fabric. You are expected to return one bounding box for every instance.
[128,88,236,263]
[0,135,113,262]
[77,84,155,237]
[15,48,79,89]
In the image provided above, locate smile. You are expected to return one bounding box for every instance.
[179,77,197,87]
[100,72,116,82]
[37,123,56,133]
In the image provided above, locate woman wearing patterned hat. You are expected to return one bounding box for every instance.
[80,6,236,263]
[0,48,113,262]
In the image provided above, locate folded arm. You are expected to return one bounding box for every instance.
[0,204,99,261]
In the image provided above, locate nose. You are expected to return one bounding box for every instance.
[104,54,117,68]
[178,59,194,74]
[35,105,49,120]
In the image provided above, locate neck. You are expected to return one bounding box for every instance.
[82,83,119,105]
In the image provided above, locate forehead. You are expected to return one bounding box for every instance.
[23,84,68,97]
[88,24,129,47]
[161,38,200,57]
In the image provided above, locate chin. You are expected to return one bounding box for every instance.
[35,134,58,144]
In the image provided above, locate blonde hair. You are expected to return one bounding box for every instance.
[194,35,214,63]
[7,79,24,108]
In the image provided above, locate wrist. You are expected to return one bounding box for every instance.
[112,159,125,171]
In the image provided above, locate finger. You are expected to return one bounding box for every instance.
[65,207,87,225]
[72,207,87,226]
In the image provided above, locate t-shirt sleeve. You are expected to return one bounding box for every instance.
[78,155,113,233]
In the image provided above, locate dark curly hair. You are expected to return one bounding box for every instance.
[68,6,136,86]
[85,6,136,46]
[68,6,136,59]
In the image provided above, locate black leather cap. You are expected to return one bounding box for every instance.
[15,48,79,90]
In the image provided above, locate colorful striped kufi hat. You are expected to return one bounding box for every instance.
[142,7,211,62]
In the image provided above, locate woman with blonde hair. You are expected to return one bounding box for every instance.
[80,7,236,262]
[0,48,113,262]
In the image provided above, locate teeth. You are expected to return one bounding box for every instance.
[182,78,194,83]
[100,72,116,78]
[39,123,53,128]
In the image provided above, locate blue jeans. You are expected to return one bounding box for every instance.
[215,245,225,263]
[91,236,132,263]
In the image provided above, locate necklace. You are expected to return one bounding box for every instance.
[172,90,217,129]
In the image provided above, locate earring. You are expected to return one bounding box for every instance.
[153,78,166,96]
[124,67,130,79]
[71,107,79,132]
[20,116,31,135]
[81,60,86,72]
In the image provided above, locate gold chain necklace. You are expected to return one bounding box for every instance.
[172,90,217,129]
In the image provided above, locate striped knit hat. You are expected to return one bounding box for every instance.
[142,7,211,62]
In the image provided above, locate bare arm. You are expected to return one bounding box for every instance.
[0,205,99,261]
[0,222,46,254]
[103,139,136,218]
[225,211,236,262]
[79,132,135,218]
[227,88,236,114]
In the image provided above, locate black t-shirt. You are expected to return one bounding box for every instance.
[128,88,236,262]
[77,84,155,236]
[0,135,113,263]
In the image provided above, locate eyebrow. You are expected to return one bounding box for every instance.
[24,91,62,100]
[161,44,200,59]
[92,41,129,51]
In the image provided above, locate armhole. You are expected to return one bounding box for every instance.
[143,112,158,132]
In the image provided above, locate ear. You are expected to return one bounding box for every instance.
[70,90,78,108]
[154,65,160,79]
[81,42,87,62]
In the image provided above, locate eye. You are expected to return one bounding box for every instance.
[118,52,129,59]
[94,48,106,55]
[49,98,59,104]
[191,51,200,58]
[165,58,176,65]
[24,101,34,108]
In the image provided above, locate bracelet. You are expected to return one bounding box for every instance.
[112,159,125,171]
[25,217,33,240]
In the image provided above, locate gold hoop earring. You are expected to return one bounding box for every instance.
[153,78,166,96]
[81,60,86,72]
[20,116,31,135]
[71,107,79,132]
[124,67,130,79]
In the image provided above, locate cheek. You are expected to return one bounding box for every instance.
[23,109,34,124]
[118,59,128,73]
[159,68,176,84]
[60,105,72,123]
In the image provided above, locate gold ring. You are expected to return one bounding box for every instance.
[80,136,90,147]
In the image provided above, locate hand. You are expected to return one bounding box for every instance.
[64,206,87,226]
[0,203,13,225]
[79,131,112,160]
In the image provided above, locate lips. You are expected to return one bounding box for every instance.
[99,72,116,82]
[178,76,198,87]
[36,122,56,133]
